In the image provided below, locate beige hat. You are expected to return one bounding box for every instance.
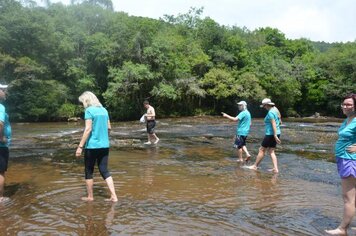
[237,101,247,106]
[260,98,275,107]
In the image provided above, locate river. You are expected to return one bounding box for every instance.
[0,116,350,235]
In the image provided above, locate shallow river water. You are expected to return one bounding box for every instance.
[0,116,352,235]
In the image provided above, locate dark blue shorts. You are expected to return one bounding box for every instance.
[0,147,9,172]
[261,135,280,148]
[146,120,156,134]
[234,135,247,149]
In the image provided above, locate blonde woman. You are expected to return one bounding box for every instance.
[76,91,118,202]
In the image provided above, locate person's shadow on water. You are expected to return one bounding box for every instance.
[81,202,117,235]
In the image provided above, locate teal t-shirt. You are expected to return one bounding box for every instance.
[264,109,281,135]
[0,103,11,147]
[335,118,356,160]
[236,110,251,136]
[84,106,110,149]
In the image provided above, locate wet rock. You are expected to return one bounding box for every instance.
[307,112,327,119]
[68,117,81,122]
[111,138,142,147]
[313,112,320,118]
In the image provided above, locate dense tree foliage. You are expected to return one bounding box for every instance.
[0,1,355,121]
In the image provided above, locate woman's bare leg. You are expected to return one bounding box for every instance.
[269,148,279,173]
[105,176,118,202]
[247,147,266,170]
[237,148,243,162]
[82,179,94,201]
[326,177,356,235]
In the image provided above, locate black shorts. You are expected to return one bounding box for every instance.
[0,147,9,172]
[234,135,247,149]
[146,120,156,134]
[261,135,280,148]
[84,148,111,180]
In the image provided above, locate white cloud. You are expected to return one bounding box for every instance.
[271,5,331,41]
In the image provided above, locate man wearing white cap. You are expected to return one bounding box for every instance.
[247,98,281,173]
[222,101,252,162]
[0,84,11,203]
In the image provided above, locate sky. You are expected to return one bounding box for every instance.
[52,0,356,43]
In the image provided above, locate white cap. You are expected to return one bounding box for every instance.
[237,101,247,106]
[0,84,8,89]
[260,98,275,107]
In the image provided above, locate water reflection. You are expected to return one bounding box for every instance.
[0,118,347,235]
[79,202,117,235]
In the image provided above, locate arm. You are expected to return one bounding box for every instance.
[221,112,238,122]
[75,119,92,157]
[145,107,156,120]
[108,120,111,134]
[145,114,155,119]
[0,121,6,144]
[271,119,281,144]
[347,144,356,153]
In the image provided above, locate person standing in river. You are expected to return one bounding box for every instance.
[143,100,159,145]
[75,91,118,202]
[0,84,11,203]
[247,98,281,173]
[221,101,252,163]
[326,94,356,236]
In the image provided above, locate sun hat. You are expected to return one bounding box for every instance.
[237,101,247,106]
[0,84,8,89]
[260,98,275,107]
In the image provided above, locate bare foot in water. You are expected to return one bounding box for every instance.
[245,156,251,163]
[237,158,244,163]
[325,228,347,235]
[105,197,118,202]
[245,165,257,170]
[0,197,10,203]
[81,197,94,201]
[268,168,279,173]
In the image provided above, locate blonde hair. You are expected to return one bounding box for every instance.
[78,91,102,108]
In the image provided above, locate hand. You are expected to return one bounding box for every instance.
[0,136,7,144]
[75,147,83,157]
[347,144,356,154]
[221,112,226,117]
[274,135,281,144]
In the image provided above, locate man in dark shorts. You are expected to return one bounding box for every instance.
[143,101,159,144]
[0,84,11,203]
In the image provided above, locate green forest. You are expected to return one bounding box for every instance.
[0,0,355,121]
